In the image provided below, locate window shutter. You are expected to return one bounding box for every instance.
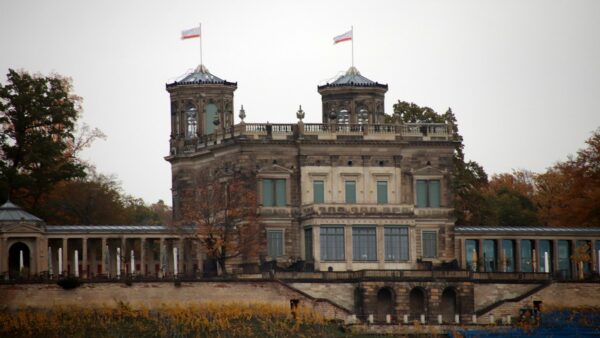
[275,179,286,206]
[262,179,273,206]
[313,180,324,204]
[345,181,356,203]
[416,180,427,208]
[428,180,440,207]
[377,181,388,204]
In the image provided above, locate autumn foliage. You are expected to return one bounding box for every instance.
[0,303,341,338]
[178,168,260,274]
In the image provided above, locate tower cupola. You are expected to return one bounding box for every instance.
[317,67,388,124]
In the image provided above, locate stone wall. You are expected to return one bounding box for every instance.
[477,282,600,323]
[0,281,351,321]
[289,282,356,311]
[474,283,540,311]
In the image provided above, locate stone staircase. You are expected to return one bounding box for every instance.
[476,282,552,323]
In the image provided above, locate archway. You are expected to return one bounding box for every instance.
[8,242,30,278]
[441,287,458,323]
[376,287,394,322]
[409,287,427,321]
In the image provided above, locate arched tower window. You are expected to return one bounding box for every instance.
[204,103,218,134]
[185,102,197,139]
[338,109,350,124]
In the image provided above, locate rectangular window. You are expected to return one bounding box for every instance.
[320,226,345,261]
[262,179,286,207]
[520,239,533,272]
[267,230,284,257]
[304,228,313,260]
[557,240,571,279]
[466,239,478,271]
[352,227,377,261]
[416,180,441,208]
[345,180,356,203]
[385,227,409,261]
[376,181,388,204]
[422,231,437,258]
[502,240,515,272]
[313,180,324,204]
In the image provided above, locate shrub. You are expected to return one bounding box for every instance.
[56,277,82,290]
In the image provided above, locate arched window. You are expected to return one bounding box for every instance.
[409,287,426,321]
[204,103,218,134]
[358,108,369,124]
[441,288,458,323]
[185,102,197,139]
[338,109,349,124]
[376,287,395,322]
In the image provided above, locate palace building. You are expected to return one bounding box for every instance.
[1,64,599,282]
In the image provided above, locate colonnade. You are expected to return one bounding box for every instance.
[459,237,600,278]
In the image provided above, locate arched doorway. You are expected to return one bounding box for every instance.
[441,288,458,323]
[409,287,426,321]
[376,287,394,322]
[8,242,30,278]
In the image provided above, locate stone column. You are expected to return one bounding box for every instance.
[552,240,559,274]
[159,237,166,277]
[313,225,321,271]
[140,238,146,276]
[515,239,522,272]
[62,238,68,275]
[592,240,598,274]
[534,240,540,273]
[121,237,127,275]
[0,237,6,274]
[177,238,183,275]
[459,238,466,270]
[478,239,484,272]
[82,238,88,278]
[101,238,107,275]
[571,239,578,278]
[377,224,385,269]
[345,224,352,270]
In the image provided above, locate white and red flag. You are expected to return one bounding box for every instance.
[333,29,353,44]
[181,26,201,40]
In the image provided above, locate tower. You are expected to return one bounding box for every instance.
[166,65,237,153]
[317,67,388,124]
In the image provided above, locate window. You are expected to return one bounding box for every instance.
[539,240,552,273]
[345,181,356,203]
[502,240,515,272]
[204,103,218,134]
[320,226,344,261]
[267,230,284,257]
[304,228,313,260]
[313,180,324,204]
[466,239,478,271]
[352,227,377,261]
[520,240,533,272]
[185,103,197,139]
[385,227,409,261]
[483,239,496,272]
[262,179,286,206]
[422,231,437,258]
[416,180,440,208]
[557,240,571,278]
[376,181,388,204]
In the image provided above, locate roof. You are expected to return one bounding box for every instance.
[0,200,43,222]
[45,224,197,234]
[166,64,236,88]
[318,67,388,89]
[455,226,600,235]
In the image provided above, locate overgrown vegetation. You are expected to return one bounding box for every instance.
[0,303,344,338]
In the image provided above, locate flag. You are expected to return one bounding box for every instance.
[181,26,201,40]
[333,30,352,44]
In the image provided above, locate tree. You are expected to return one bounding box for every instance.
[535,128,600,227]
[178,168,260,275]
[391,101,490,225]
[41,169,166,225]
[0,69,101,212]
[483,171,539,226]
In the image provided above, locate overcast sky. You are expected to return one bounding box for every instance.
[1,0,599,205]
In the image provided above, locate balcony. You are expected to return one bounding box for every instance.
[171,122,453,154]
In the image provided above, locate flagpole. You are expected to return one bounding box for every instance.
[351,25,354,68]
[200,23,203,66]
